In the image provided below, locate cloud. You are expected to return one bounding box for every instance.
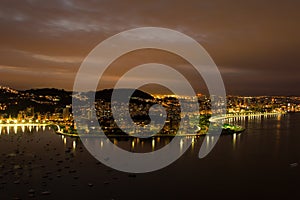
[0,0,299,95]
[47,19,100,32]
[32,53,83,64]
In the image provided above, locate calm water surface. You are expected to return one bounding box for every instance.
[0,114,300,199]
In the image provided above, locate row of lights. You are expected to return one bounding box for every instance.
[0,119,46,124]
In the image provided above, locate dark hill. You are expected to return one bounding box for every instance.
[95,88,154,102]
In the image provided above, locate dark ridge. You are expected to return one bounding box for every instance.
[95,88,154,102]
[0,87,155,117]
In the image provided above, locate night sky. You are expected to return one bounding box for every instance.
[0,0,299,95]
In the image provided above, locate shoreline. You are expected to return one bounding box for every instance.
[55,130,244,138]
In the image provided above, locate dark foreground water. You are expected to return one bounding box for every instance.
[0,114,300,199]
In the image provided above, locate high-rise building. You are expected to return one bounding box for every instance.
[63,107,70,120]
[26,107,34,117]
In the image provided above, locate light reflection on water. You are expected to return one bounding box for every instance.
[14,125,18,134]
[233,133,237,149]
[0,124,244,155]
[0,113,285,157]
[0,113,298,199]
[191,137,195,150]
[89,135,201,156]
[63,137,67,145]
[152,138,155,151]
[73,140,76,150]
